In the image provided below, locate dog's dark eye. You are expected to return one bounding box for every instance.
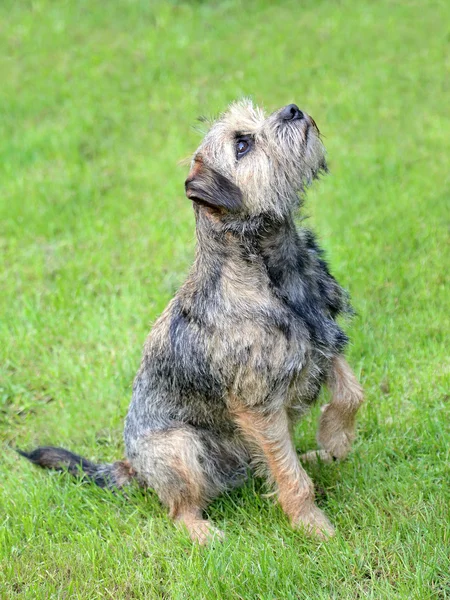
[236,138,251,159]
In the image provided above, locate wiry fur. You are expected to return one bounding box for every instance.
[17,447,135,489]
[19,100,363,543]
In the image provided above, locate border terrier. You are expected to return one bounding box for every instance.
[19,100,364,543]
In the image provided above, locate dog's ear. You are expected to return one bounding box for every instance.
[185,158,243,212]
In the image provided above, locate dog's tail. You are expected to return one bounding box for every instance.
[17,446,136,489]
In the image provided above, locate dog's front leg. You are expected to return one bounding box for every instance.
[317,355,364,460]
[231,405,334,539]
[301,355,364,464]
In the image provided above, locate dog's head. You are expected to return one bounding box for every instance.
[185,100,327,219]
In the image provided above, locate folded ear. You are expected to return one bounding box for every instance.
[185,157,243,212]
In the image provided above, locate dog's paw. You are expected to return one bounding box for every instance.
[317,403,356,460]
[186,519,225,545]
[293,505,335,540]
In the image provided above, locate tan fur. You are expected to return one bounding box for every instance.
[230,404,334,538]
[134,428,212,541]
[174,507,224,545]
[317,356,364,459]
[111,460,137,487]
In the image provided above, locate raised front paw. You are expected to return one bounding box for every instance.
[317,403,356,460]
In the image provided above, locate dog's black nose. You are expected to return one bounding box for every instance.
[280,104,304,121]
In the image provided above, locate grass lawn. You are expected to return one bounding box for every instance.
[1,0,449,597]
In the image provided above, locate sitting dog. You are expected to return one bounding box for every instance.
[19,101,364,544]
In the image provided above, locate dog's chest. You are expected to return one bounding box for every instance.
[208,271,324,405]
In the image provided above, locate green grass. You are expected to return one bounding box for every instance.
[1,0,449,597]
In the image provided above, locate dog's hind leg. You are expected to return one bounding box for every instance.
[315,355,364,461]
[128,426,244,544]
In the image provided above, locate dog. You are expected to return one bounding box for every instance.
[19,100,364,544]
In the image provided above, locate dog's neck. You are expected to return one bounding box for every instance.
[193,204,328,293]
[193,205,299,257]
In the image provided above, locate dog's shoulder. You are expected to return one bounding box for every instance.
[299,227,351,318]
[258,222,349,353]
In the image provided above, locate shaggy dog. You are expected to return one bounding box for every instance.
[19,101,364,543]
